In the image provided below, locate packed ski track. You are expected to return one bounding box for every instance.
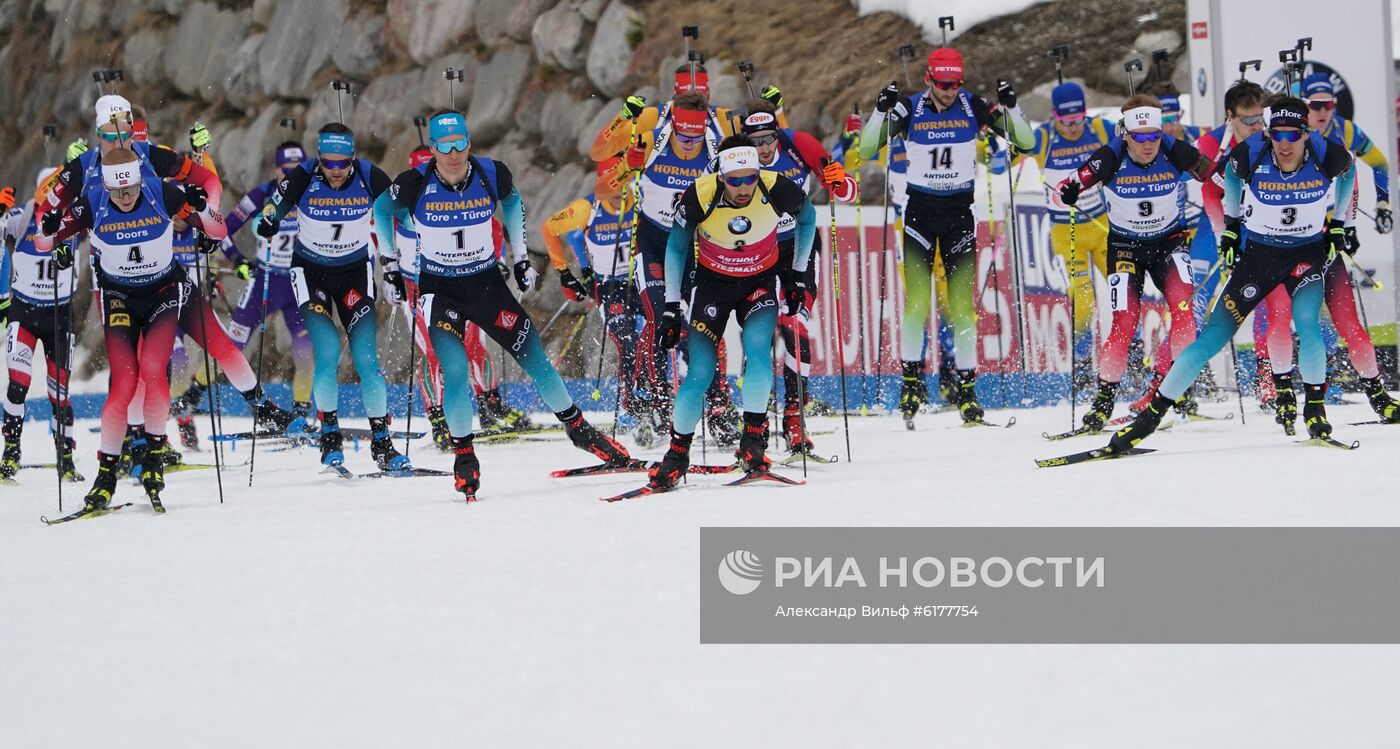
[4,399,1398,746]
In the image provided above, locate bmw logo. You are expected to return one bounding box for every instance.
[1197,68,1207,97]
[728,216,752,234]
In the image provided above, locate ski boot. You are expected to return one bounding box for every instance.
[1108,394,1173,453]
[782,404,813,454]
[142,434,169,512]
[54,434,84,482]
[1363,378,1400,423]
[899,361,928,423]
[1272,372,1297,436]
[160,444,184,467]
[955,369,984,424]
[647,430,694,490]
[285,402,319,441]
[1129,372,1164,415]
[369,416,411,471]
[478,388,533,432]
[121,426,148,478]
[427,406,452,451]
[736,412,772,474]
[319,412,344,466]
[169,382,206,418]
[936,360,958,405]
[83,453,122,512]
[1302,383,1332,439]
[705,395,741,448]
[1081,381,1119,431]
[1,414,22,480]
[177,416,200,450]
[561,406,631,465]
[1173,389,1200,418]
[451,435,480,500]
[1256,358,1277,412]
[248,387,296,433]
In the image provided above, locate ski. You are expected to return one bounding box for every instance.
[1349,420,1400,426]
[147,488,166,514]
[1035,446,1156,468]
[726,469,806,487]
[552,460,737,479]
[320,464,355,479]
[963,416,1017,429]
[779,452,839,466]
[600,484,676,502]
[1041,425,1102,441]
[1298,437,1360,450]
[320,464,446,480]
[1,476,18,486]
[42,502,134,525]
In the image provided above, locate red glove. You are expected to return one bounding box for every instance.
[822,160,848,189]
[0,186,15,212]
[625,144,647,171]
[844,113,862,135]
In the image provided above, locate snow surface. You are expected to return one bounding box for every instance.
[854,0,1048,44]
[4,399,1399,746]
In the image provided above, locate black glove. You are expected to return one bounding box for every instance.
[382,260,406,302]
[1058,180,1082,207]
[255,210,279,239]
[1343,226,1360,256]
[184,185,208,212]
[658,301,683,350]
[53,241,74,271]
[996,79,1017,109]
[621,95,647,120]
[1374,201,1393,234]
[195,233,220,255]
[783,274,807,317]
[1325,218,1347,260]
[1219,217,1242,269]
[41,209,63,236]
[559,267,595,302]
[875,81,901,113]
[512,259,538,292]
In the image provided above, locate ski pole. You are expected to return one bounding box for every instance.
[1005,135,1029,403]
[404,294,418,461]
[42,123,66,510]
[873,104,894,410]
[823,159,853,462]
[848,104,870,413]
[794,316,809,478]
[983,133,1007,410]
[593,198,629,401]
[249,224,273,487]
[1068,206,1078,429]
[192,233,226,504]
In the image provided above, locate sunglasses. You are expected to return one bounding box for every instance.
[1129,131,1163,143]
[1054,113,1086,124]
[674,131,705,144]
[931,79,961,90]
[1269,129,1304,142]
[1307,100,1336,112]
[722,174,759,187]
[110,185,141,201]
[1236,114,1265,126]
[748,132,779,146]
[1162,113,1180,123]
[96,129,124,142]
[320,157,353,170]
[433,139,469,154]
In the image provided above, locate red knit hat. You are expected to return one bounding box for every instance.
[927,48,964,82]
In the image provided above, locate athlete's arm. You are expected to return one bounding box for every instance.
[1073,143,1122,189]
[220,182,270,263]
[972,95,1035,152]
[858,96,911,160]
[1349,123,1390,204]
[1322,140,1357,217]
[166,181,222,239]
[489,160,529,265]
[149,147,224,229]
[542,199,590,271]
[261,167,312,227]
[1195,130,1226,233]
[790,130,856,202]
[35,195,95,249]
[1165,138,1214,181]
[664,186,704,304]
[589,106,660,162]
[1222,144,1251,220]
[372,168,425,262]
[44,156,88,211]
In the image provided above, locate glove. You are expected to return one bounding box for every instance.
[559,267,595,302]
[1343,226,1360,256]
[1058,179,1082,207]
[875,81,901,114]
[195,233,220,255]
[66,139,89,162]
[53,242,74,271]
[255,208,279,239]
[822,160,848,190]
[783,275,808,317]
[1325,218,1347,261]
[844,112,862,135]
[1220,218,1242,269]
[0,186,15,211]
[382,260,406,303]
[0,297,10,329]
[621,95,647,120]
[189,122,212,152]
[760,85,783,110]
[996,79,1017,109]
[184,184,208,212]
[512,259,538,292]
[1374,201,1393,234]
[40,208,62,236]
[625,144,647,171]
[234,257,255,281]
[657,301,683,350]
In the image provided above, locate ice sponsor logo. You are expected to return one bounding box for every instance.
[718,550,764,595]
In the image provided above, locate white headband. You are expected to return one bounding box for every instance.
[1122,106,1162,131]
[718,146,760,175]
[102,161,141,189]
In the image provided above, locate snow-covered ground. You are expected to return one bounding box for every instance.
[855,0,1047,43]
[3,399,1398,747]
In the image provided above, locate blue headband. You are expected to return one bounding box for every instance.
[318,131,355,157]
[429,112,470,145]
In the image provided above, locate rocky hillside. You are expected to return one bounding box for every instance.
[0,0,1188,382]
